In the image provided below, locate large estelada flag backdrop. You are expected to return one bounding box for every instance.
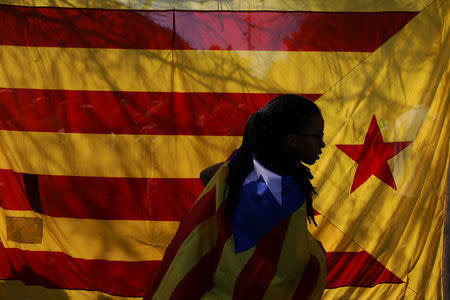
[0,0,448,299]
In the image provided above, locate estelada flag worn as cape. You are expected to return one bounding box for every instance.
[144,159,327,299]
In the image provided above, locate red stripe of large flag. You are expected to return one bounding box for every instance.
[0,5,416,51]
[0,2,437,298]
[0,89,319,135]
[0,244,159,297]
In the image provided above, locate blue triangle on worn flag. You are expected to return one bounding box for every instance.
[233,171,306,253]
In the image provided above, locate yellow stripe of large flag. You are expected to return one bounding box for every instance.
[0,131,240,178]
[0,0,447,299]
[1,208,177,261]
[0,46,367,93]
[0,280,141,300]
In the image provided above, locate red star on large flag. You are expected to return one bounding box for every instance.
[336,115,412,193]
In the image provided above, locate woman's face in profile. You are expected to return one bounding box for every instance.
[286,113,325,165]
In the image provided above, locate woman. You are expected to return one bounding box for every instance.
[145,95,327,300]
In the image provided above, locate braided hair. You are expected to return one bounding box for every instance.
[225,94,321,225]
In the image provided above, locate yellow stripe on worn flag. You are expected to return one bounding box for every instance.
[0,0,432,11]
[0,46,368,94]
[1,208,178,261]
[0,280,140,300]
[153,217,219,298]
[201,236,255,299]
[310,0,449,298]
[263,206,327,300]
[0,131,241,178]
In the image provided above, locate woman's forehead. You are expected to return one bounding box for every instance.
[304,113,324,130]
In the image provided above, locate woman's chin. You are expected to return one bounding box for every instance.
[303,156,320,165]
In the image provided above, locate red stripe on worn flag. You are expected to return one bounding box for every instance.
[292,255,321,300]
[169,248,217,299]
[0,5,416,51]
[0,244,159,297]
[145,186,217,298]
[325,251,403,288]
[0,169,202,221]
[232,216,291,299]
[169,202,233,299]
[0,88,321,135]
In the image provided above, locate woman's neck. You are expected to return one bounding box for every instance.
[254,155,298,177]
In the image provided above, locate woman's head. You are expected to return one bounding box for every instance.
[241,94,325,173]
[226,94,325,221]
